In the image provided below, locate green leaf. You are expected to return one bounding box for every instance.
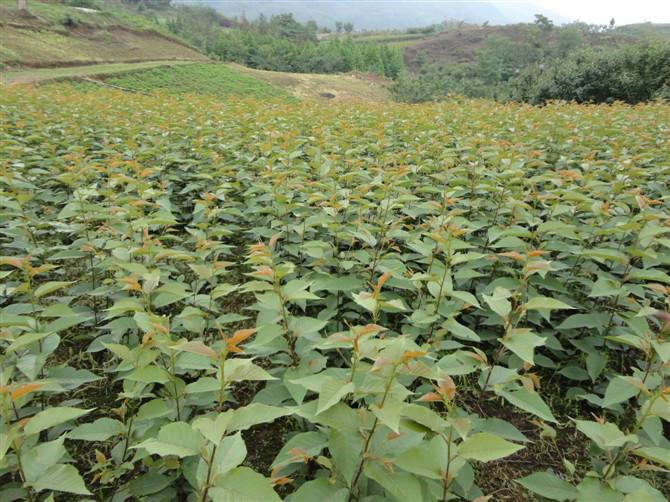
[153,282,191,307]
[328,427,362,483]
[574,420,636,450]
[576,478,622,501]
[34,281,74,299]
[272,432,326,468]
[401,403,449,433]
[352,292,376,313]
[557,313,608,330]
[25,407,93,436]
[525,296,574,311]
[0,433,9,461]
[631,447,670,469]
[449,290,481,308]
[48,366,101,390]
[364,461,422,501]
[125,365,172,384]
[502,329,545,364]
[480,418,529,443]
[211,283,240,300]
[499,388,557,423]
[21,437,67,483]
[580,248,628,265]
[225,359,276,382]
[30,464,91,495]
[628,268,670,285]
[394,437,446,479]
[129,472,174,497]
[283,279,320,301]
[370,397,403,433]
[193,413,233,444]
[517,472,578,501]
[586,351,608,382]
[289,478,348,502]
[67,418,125,441]
[602,377,639,408]
[443,316,480,342]
[6,332,53,354]
[136,399,173,422]
[482,287,512,318]
[132,422,203,458]
[210,467,281,502]
[317,378,354,415]
[228,404,290,432]
[213,432,247,477]
[622,484,665,502]
[589,277,623,298]
[458,433,523,462]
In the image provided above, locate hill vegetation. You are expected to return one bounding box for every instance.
[392,17,670,102]
[6,0,668,106]
[166,7,403,78]
[1,83,669,502]
[0,0,206,67]
[147,3,670,105]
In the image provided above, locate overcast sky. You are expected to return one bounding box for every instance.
[529,0,670,25]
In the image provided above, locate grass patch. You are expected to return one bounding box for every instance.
[0,0,162,32]
[103,63,291,100]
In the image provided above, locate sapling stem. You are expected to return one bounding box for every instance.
[347,363,398,502]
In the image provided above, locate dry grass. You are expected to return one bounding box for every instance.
[229,64,392,102]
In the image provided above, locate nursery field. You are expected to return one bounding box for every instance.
[0,86,669,501]
[97,64,291,101]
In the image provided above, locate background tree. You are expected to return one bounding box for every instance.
[534,13,554,32]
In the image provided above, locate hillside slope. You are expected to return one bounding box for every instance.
[402,22,668,69]
[0,0,207,67]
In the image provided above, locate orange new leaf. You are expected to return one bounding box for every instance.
[11,382,44,401]
[176,341,217,360]
[417,392,442,402]
[226,328,256,353]
[401,351,426,364]
[376,271,392,289]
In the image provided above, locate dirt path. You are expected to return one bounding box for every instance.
[1,60,201,85]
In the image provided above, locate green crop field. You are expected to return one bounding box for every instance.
[0,85,669,501]
[100,64,292,100]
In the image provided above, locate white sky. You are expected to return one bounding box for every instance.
[527,0,670,25]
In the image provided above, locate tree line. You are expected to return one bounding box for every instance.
[393,16,670,104]
[165,6,404,79]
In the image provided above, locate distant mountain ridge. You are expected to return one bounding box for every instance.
[177,1,570,30]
